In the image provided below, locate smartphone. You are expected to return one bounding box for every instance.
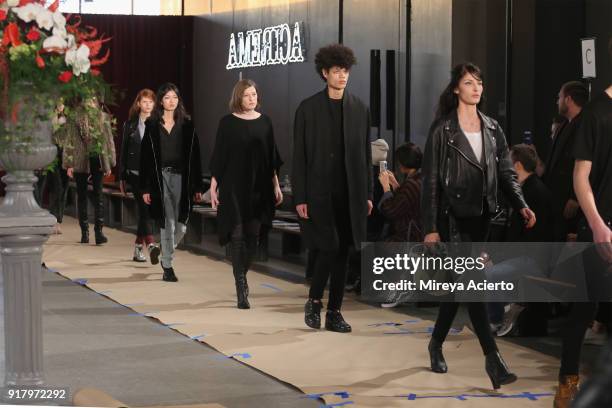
[379,161,387,173]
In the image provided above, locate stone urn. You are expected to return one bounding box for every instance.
[0,105,57,386]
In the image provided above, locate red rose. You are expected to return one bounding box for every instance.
[0,10,7,22]
[35,53,45,69]
[58,71,73,83]
[26,28,40,42]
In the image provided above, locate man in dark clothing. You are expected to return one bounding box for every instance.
[554,39,612,408]
[542,81,589,242]
[292,44,373,333]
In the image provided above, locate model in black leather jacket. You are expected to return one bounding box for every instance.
[421,110,529,235]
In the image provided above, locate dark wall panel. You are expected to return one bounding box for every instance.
[193,0,339,177]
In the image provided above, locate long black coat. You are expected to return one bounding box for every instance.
[292,89,373,250]
[139,118,204,225]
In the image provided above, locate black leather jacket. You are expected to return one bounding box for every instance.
[421,110,528,235]
[119,118,142,180]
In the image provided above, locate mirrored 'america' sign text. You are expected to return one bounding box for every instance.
[226,22,306,70]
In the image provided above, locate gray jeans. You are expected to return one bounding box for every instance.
[160,170,187,268]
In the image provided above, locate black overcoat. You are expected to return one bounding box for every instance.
[139,118,204,225]
[292,89,373,250]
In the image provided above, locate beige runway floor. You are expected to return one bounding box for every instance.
[43,217,559,407]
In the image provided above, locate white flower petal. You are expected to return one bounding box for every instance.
[36,9,54,31]
[42,35,67,50]
[53,11,66,29]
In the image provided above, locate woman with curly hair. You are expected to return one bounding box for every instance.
[292,44,373,333]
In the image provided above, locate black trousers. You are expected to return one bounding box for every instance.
[126,173,153,243]
[33,167,69,223]
[560,233,612,377]
[308,196,352,311]
[431,211,498,356]
[75,156,104,230]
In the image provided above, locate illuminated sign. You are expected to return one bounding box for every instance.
[226,22,306,70]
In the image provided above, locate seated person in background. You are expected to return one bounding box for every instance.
[377,142,423,243]
[492,144,554,337]
[508,144,554,242]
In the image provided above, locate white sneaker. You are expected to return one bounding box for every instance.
[584,327,607,346]
[380,292,411,308]
[496,303,525,337]
[132,245,146,262]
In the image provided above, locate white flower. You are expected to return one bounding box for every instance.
[35,8,54,31]
[42,35,67,50]
[13,3,44,24]
[7,0,19,7]
[53,25,67,39]
[66,44,91,76]
[66,34,76,49]
[53,11,66,29]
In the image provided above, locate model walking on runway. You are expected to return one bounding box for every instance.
[421,62,535,389]
[119,89,157,262]
[210,79,283,309]
[140,83,204,282]
[292,44,373,333]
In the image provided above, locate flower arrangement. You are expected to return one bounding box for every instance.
[0,0,112,148]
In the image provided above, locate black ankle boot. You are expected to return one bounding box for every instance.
[94,227,107,245]
[485,351,517,389]
[428,338,448,373]
[80,228,89,244]
[325,310,352,333]
[162,266,178,282]
[304,299,322,329]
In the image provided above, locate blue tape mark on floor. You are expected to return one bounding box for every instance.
[73,278,88,285]
[45,267,58,273]
[96,290,112,295]
[304,392,350,400]
[260,283,282,292]
[215,353,252,360]
[402,392,553,401]
[190,334,207,340]
[320,402,354,407]
[368,322,403,327]
[385,326,462,335]
[123,303,145,307]
[404,319,421,323]
[127,311,160,317]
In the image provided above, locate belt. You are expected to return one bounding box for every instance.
[162,166,181,174]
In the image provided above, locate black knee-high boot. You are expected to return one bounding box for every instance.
[231,239,250,309]
[243,235,258,295]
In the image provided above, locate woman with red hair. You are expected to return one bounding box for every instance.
[119,89,157,262]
